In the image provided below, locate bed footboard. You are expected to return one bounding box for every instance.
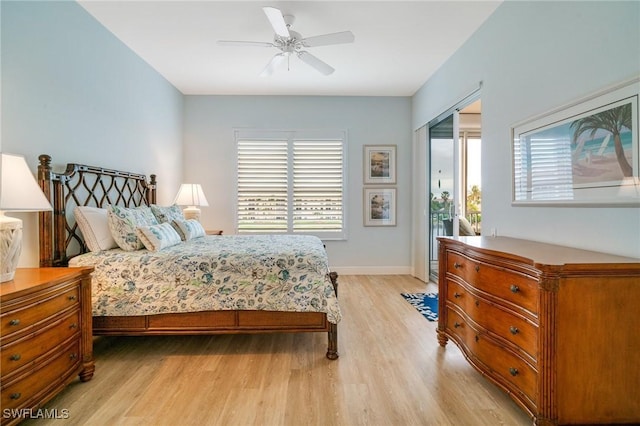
[93,272,339,359]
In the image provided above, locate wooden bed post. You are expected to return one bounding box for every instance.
[326,271,339,360]
[147,174,157,205]
[38,155,53,267]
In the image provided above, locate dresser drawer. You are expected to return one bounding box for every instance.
[1,310,81,377]
[446,251,538,314]
[446,308,538,406]
[446,279,538,361]
[1,339,81,411]
[1,285,80,338]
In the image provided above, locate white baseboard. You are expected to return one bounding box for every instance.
[331,266,413,275]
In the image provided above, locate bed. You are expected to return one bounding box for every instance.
[37,154,340,359]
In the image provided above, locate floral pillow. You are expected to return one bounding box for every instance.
[107,205,158,251]
[136,223,182,252]
[172,219,206,241]
[150,204,184,224]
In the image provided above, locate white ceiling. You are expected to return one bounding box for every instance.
[78,1,502,96]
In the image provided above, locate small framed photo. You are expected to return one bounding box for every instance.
[364,188,396,226]
[364,145,396,184]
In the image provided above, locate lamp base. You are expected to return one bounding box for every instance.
[183,206,201,222]
[1,213,23,282]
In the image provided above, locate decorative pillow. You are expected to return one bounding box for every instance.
[107,205,158,251]
[150,204,184,224]
[171,219,206,241]
[136,223,182,252]
[74,206,118,252]
[459,217,476,236]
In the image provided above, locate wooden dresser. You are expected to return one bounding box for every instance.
[1,268,94,425]
[437,236,640,426]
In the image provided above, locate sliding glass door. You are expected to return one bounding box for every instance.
[427,99,482,282]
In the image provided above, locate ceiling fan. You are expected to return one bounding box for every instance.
[218,6,355,76]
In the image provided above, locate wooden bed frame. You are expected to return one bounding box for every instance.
[37,154,339,359]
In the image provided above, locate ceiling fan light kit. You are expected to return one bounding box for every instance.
[218,6,355,76]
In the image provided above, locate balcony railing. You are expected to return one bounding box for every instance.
[431,211,481,235]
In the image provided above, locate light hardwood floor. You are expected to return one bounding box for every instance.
[26,275,531,426]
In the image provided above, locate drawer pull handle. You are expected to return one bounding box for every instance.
[509,367,519,376]
[10,354,21,361]
[510,284,520,293]
[68,295,77,301]
[475,265,480,272]
[475,300,480,307]
[510,326,519,335]
[69,353,78,360]
[454,322,461,328]
[453,262,462,269]
[453,292,461,298]
[9,319,20,326]
[10,393,21,400]
[475,335,479,342]
[69,323,78,329]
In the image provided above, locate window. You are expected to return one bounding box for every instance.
[235,129,346,240]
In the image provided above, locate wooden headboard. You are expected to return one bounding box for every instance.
[37,154,156,267]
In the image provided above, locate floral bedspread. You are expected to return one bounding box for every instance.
[69,234,341,323]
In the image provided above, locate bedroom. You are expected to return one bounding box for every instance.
[1,1,639,425]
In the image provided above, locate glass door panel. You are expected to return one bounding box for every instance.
[429,114,454,282]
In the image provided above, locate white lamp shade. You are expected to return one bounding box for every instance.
[0,153,52,211]
[173,184,209,207]
[1,153,52,282]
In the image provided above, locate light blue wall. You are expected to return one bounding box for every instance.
[1,1,184,203]
[184,95,413,273]
[412,1,640,258]
[1,1,184,266]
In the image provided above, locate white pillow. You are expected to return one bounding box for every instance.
[107,205,158,251]
[74,206,118,252]
[136,223,182,252]
[172,219,206,241]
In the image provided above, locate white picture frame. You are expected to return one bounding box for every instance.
[364,188,396,226]
[511,78,639,206]
[364,145,396,184]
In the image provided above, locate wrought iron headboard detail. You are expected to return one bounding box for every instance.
[38,154,157,267]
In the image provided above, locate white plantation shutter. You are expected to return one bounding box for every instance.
[236,130,346,239]
[293,140,343,233]
[237,139,289,232]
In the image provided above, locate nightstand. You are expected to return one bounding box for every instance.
[0,268,94,426]
[206,230,223,235]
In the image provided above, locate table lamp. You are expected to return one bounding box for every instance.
[173,183,209,221]
[1,153,53,282]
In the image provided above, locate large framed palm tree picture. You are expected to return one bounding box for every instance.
[511,77,639,206]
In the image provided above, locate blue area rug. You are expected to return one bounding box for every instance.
[401,293,438,321]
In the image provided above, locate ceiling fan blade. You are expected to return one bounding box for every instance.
[297,51,334,75]
[263,7,290,38]
[217,40,274,48]
[301,31,355,47]
[260,53,285,77]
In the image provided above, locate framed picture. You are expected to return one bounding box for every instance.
[511,78,639,206]
[364,145,396,184]
[364,188,396,226]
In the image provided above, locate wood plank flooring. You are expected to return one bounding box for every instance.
[25,275,531,426]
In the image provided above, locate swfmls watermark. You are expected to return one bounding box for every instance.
[2,408,70,421]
